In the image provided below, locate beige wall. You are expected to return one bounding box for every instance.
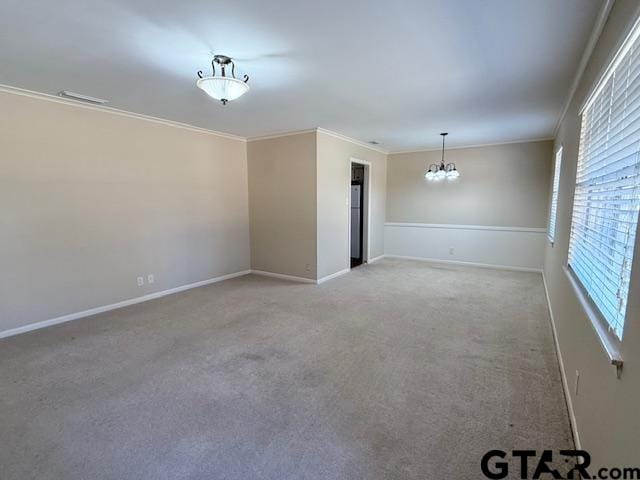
[0,90,250,333]
[387,141,553,227]
[316,131,387,278]
[247,132,317,279]
[544,0,640,468]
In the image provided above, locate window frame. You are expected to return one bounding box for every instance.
[547,146,563,244]
[564,15,640,374]
[564,266,623,376]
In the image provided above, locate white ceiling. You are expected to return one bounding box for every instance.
[0,0,602,151]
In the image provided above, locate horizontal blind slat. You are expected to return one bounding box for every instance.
[570,26,640,340]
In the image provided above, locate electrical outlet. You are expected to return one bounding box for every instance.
[137,276,144,287]
[147,274,154,284]
[449,247,454,255]
[575,370,580,396]
[305,263,311,272]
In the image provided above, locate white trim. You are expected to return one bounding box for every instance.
[1,84,553,156]
[367,254,385,264]
[317,127,389,154]
[553,0,615,135]
[384,255,543,273]
[246,128,318,142]
[349,158,372,267]
[563,267,624,372]
[542,273,581,449]
[250,270,316,284]
[0,84,246,142]
[248,128,389,154]
[0,270,252,340]
[388,137,554,155]
[317,268,350,284]
[384,222,546,234]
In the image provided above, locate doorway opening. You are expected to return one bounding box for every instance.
[350,160,370,268]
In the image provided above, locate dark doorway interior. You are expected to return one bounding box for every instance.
[350,164,365,268]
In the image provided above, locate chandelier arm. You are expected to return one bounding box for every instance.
[197,70,203,79]
[211,59,216,77]
[243,74,249,83]
[231,62,236,79]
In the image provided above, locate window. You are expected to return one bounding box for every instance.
[568,19,640,340]
[548,147,563,242]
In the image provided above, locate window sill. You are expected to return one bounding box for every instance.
[563,266,624,379]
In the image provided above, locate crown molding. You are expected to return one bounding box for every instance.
[552,0,615,137]
[246,128,318,142]
[248,127,389,154]
[388,136,555,156]
[0,83,557,156]
[0,84,246,142]
[316,127,389,154]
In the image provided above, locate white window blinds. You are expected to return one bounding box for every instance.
[568,20,640,340]
[548,147,563,242]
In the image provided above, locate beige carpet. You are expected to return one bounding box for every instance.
[0,259,572,479]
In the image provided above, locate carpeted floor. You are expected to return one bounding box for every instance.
[0,259,572,479]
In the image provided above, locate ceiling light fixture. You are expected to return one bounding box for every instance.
[425,133,459,181]
[196,55,250,105]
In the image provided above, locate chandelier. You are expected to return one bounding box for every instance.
[425,133,459,180]
[196,55,250,105]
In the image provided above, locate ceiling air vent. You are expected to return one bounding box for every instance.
[58,90,109,105]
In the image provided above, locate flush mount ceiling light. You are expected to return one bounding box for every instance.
[425,132,459,181]
[196,55,250,105]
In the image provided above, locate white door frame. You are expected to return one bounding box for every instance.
[348,157,371,269]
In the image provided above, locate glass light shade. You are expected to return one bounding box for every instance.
[446,169,460,179]
[196,76,249,102]
[425,170,435,180]
[435,169,446,180]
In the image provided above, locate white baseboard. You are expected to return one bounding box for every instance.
[250,270,316,284]
[367,254,385,264]
[542,273,581,449]
[384,255,543,273]
[317,268,350,284]
[0,270,252,340]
